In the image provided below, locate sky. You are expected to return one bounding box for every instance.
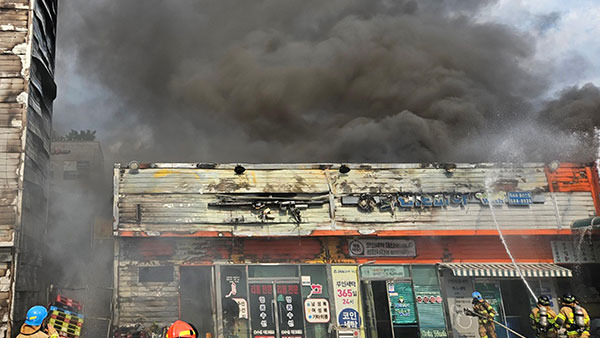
[479,0,600,92]
[52,0,600,165]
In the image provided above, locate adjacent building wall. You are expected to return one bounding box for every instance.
[0,0,57,335]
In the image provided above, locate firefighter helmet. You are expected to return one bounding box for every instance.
[537,295,551,306]
[472,291,483,301]
[561,293,576,304]
[25,306,48,326]
[166,320,197,338]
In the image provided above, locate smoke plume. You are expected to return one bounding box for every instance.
[54,0,600,163]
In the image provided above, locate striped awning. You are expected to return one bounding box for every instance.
[439,263,572,278]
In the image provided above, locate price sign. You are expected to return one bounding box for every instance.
[304,298,331,324]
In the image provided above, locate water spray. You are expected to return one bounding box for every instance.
[485,178,537,301]
[596,127,600,181]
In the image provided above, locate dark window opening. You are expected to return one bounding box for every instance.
[63,171,78,180]
[139,266,174,283]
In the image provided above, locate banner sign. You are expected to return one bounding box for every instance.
[349,239,416,257]
[551,241,600,263]
[331,266,362,331]
[388,282,417,325]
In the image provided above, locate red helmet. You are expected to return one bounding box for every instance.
[166,320,197,338]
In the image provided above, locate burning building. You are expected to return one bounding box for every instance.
[112,162,600,338]
[0,0,58,336]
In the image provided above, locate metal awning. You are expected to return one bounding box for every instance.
[439,263,572,278]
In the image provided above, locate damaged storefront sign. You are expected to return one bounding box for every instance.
[349,239,416,257]
[551,240,600,263]
[342,191,539,211]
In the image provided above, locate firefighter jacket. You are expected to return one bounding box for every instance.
[473,300,496,324]
[555,304,590,335]
[16,324,59,338]
[530,305,557,332]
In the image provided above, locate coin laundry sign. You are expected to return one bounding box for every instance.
[349,239,416,257]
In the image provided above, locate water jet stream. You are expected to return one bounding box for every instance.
[485,179,537,301]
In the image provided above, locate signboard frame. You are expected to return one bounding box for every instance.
[349,239,417,258]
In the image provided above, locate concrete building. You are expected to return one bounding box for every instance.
[112,162,600,338]
[0,0,58,336]
[50,141,104,191]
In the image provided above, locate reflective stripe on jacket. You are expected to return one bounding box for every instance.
[16,324,58,338]
[530,306,557,331]
[474,301,496,324]
[555,305,590,331]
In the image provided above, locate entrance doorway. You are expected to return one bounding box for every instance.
[362,280,419,338]
[248,282,305,338]
[500,280,535,338]
[180,266,215,337]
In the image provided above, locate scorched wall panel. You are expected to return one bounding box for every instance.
[115,163,598,236]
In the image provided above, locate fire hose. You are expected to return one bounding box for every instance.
[463,308,528,338]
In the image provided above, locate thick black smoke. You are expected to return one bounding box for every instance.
[54,0,600,163]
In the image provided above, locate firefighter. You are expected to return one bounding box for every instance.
[471,291,498,338]
[166,320,197,338]
[530,295,557,338]
[17,305,59,338]
[554,293,591,338]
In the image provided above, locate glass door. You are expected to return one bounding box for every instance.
[275,283,304,338]
[249,282,305,338]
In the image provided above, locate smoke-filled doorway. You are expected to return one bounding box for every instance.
[500,280,536,338]
[180,266,215,337]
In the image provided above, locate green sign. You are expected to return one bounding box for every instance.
[360,265,407,279]
[415,285,447,337]
[388,282,417,325]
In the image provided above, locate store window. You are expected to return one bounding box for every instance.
[63,160,78,180]
[220,266,250,338]
[248,265,298,277]
[138,266,174,283]
[301,266,330,338]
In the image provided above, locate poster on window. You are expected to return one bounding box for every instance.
[442,277,478,338]
[331,265,363,335]
[388,282,417,325]
[221,266,249,337]
[276,283,304,338]
[250,284,276,338]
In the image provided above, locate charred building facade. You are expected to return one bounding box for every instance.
[0,0,58,336]
[112,163,600,338]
